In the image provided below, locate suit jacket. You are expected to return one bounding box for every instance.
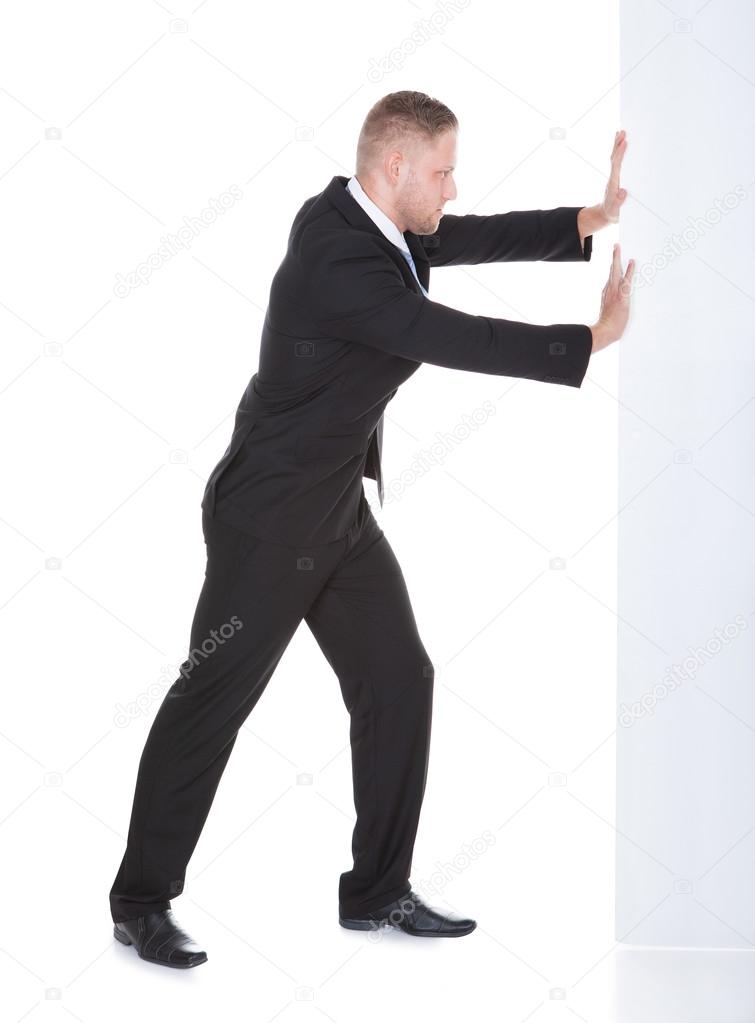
[201,174,594,547]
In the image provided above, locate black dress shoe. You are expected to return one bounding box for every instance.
[339,889,476,937]
[113,909,208,968]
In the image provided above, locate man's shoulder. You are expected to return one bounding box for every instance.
[290,177,343,234]
[286,183,346,259]
[294,216,393,269]
[289,178,381,252]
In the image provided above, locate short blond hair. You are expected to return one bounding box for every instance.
[355,90,458,177]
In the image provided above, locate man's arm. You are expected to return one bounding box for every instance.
[299,227,593,387]
[418,207,592,268]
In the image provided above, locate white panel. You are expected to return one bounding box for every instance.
[617,0,755,947]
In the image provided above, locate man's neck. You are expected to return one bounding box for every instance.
[354,175,405,234]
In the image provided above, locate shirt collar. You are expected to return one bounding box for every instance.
[346,175,410,255]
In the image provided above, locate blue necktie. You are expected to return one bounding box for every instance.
[399,248,429,297]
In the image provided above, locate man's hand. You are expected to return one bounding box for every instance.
[601,129,629,223]
[577,129,629,246]
[590,243,634,353]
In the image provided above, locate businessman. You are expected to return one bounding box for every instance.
[109,90,633,968]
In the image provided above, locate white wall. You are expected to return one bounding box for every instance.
[617,0,755,948]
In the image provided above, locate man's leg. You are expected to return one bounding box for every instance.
[303,505,435,919]
[109,511,346,922]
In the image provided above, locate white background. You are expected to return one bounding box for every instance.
[0,0,681,1018]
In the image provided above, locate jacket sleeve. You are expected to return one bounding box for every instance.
[419,206,592,267]
[299,227,593,387]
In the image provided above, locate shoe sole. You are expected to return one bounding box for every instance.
[339,916,476,936]
[113,925,208,968]
[339,915,384,931]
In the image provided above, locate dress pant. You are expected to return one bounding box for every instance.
[109,489,434,922]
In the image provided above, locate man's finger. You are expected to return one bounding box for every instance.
[620,258,635,298]
[609,242,620,286]
[612,243,624,291]
[609,147,624,190]
[609,131,627,188]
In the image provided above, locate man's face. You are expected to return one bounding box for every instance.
[393,129,458,235]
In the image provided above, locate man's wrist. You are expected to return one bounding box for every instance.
[578,204,611,248]
[589,321,609,353]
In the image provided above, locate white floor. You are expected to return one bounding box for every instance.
[6,673,755,1023]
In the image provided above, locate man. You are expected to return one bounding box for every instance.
[109,91,633,968]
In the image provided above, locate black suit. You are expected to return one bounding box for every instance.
[109,175,593,923]
[200,174,592,546]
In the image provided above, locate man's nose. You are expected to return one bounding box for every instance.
[443,181,457,202]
